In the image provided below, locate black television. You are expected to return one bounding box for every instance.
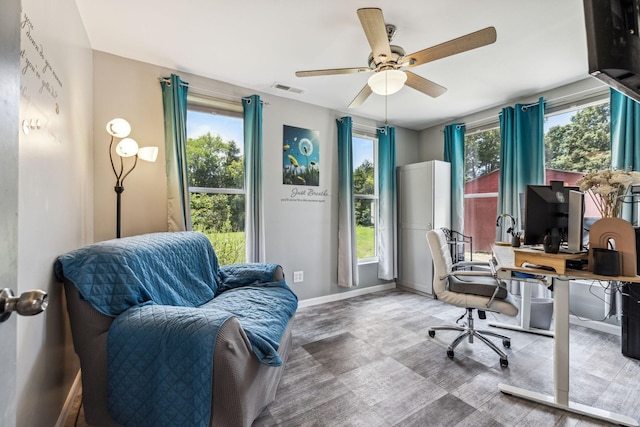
[524,181,581,247]
[584,0,640,103]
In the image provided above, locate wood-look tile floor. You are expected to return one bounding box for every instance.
[67,289,640,426]
[255,289,640,427]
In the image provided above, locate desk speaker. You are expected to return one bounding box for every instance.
[592,248,619,276]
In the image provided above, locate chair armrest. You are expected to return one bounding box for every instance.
[453,261,491,268]
[218,264,284,294]
[449,270,495,278]
[449,269,507,310]
[453,261,494,275]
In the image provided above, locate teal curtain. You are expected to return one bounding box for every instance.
[377,126,397,280]
[161,74,191,231]
[444,123,465,234]
[243,95,264,263]
[611,88,640,223]
[497,98,545,240]
[337,117,358,287]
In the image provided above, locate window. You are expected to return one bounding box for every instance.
[544,102,610,223]
[353,133,378,261]
[463,128,500,260]
[544,102,610,187]
[462,100,611,260]
[186,98,245,265]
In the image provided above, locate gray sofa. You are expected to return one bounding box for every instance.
[55,232,297,427]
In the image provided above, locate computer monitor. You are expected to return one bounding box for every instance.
[567,190,585,252]
[524,181,582,248]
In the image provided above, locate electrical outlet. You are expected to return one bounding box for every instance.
[293,271,304,283]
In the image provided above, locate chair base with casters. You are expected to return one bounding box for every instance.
[428,308,511,367]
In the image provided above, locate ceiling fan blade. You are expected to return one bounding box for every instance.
[348,84,373,108]
[404,26,497,68]
[404,71,447,98]
[357,8,392,65]
[295,67,371,77]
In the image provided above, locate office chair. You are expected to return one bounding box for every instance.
[426,228,519,367]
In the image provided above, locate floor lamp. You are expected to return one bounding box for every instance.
[106,118,158,238]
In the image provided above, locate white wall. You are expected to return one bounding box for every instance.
[17,0,93,425]
[93,52,421,300]
[92,53,168,242]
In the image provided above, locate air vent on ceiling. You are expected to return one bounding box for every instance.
[272,83,304,94]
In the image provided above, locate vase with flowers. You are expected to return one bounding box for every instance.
[577,169,640,276]
[576,169,640,218]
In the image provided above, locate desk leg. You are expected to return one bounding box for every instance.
[554,278,570,406]
[498,278,639,427]
[521,281,532,329]
[488,281,555,337]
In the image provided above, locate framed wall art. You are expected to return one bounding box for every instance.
[282,124,319,186]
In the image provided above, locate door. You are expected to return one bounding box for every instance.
[0,0,21,424]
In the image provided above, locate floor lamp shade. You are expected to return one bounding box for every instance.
[106,118,131,138]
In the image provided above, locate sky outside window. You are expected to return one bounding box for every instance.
[187,111,243,153]
[353,136,373,169]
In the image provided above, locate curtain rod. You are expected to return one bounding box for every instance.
[159,77,189,87]
[447,84,609,131]
[158,77,270,106]
[354,122,379,131]
[336,116,386,132]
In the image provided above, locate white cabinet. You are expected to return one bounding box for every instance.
[397,160,451,296]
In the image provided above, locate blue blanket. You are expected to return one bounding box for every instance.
[219,262,280,293]
[54,232,221,316]
[108,305,233,427]
[204,280,298,366]
[108,280,298,427]
[54,232,298,427]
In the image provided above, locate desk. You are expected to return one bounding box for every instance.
[487,269,554,338]
[492,245,640,427]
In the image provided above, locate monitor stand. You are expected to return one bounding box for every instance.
[559,246,588,255]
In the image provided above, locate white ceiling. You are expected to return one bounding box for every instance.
[74,0,593,130]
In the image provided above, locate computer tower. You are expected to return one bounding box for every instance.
[636,227,640,275]
[622,282,640,360]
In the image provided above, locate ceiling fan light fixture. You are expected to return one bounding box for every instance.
[368,69,407,95]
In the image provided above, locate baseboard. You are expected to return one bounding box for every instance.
[55,370,81,427]
[298,282,396,308]
[570,314,621,336]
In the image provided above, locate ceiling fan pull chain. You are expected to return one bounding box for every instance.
[385,90,388,125]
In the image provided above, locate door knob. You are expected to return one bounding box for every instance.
[0,288,48,322]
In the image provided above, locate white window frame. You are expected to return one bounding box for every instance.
[186,94,247,262]
[353,131,379,263]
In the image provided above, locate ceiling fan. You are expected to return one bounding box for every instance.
[295,8,497,108]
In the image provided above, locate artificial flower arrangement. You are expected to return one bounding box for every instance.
[576,169,640,218]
